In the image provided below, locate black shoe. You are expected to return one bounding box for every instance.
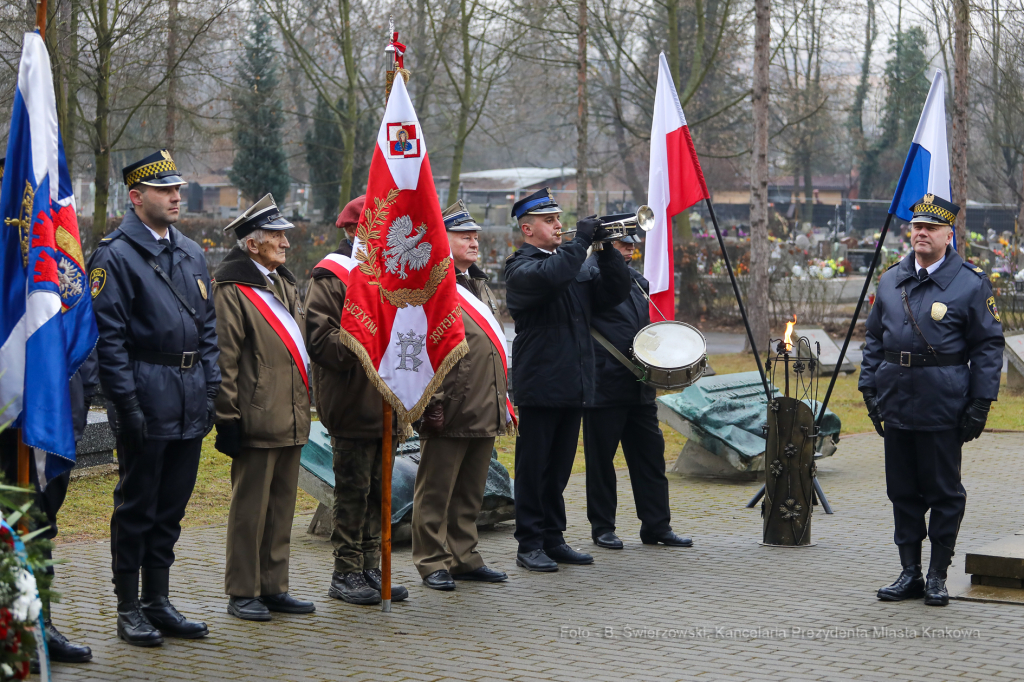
[515,549,558,572]
[452,565,508,582]
[140,568,209,638]
[640,530,693,547]
[544,543,594,565]
[45,621,92,663]
[363,568,409,601]
[328,571,381,605]
[114,572,163,647]
[924,543,954,606]
[593,531,624,550]
[261,592,316,614]
[422,569,456,590]
[877,544,925,601]
[227,596,272,621]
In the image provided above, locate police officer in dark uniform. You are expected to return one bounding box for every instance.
[88,150,220,645]
[505,188,631,572]
[860,194,1004,606]
[582,227,692,550]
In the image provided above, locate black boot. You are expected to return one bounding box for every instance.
[877,544,925,601]
[45,619,93,663]
[114,572,163,647]
[924,544,954,606]
[141,568,209,638]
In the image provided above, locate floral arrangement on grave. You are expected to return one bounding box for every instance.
[0,474,52,680]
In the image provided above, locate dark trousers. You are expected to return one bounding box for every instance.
[884,427,966,551]
[583,403,671,538]
[331,437,383,575]
[0,430,69,576]
[111,436,203,575]
[513,406,582,552]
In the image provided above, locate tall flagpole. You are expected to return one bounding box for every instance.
[380,17,398,614]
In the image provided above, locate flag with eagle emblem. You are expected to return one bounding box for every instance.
[338,74,466,422]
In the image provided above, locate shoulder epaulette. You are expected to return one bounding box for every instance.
[96,229,124,246]
[963,262,986,276]
[885,261,900,271]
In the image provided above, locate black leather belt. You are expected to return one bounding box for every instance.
[884,351,965,367]
[132,349,200,369]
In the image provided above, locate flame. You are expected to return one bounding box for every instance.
[783,314,797,351]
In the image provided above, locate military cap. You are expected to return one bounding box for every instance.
[122,149,186,188]
[910,194,960,226]
[224,193,294,240]
[511,187,561,220]
[442,200,482,232]
[336,195,365,228]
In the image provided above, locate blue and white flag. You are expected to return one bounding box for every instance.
[0,32,97,480]
[889,69,950,221]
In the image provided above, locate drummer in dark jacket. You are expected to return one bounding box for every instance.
[860,194,1004,606]
[88,150,219,646]
[504,188,631,572]
[582,228,692,550]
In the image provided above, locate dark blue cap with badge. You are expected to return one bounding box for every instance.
[442,200,481,232]
[511,187,561,220]
[224,193,294,240]
[911,194,960,226]
[123,149,186,188]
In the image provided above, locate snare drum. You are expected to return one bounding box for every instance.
[631,321,708,389]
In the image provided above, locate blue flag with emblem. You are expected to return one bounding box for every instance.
[0,31,97,480]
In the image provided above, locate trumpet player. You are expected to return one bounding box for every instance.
[582,227,692,550]
[504,188,631,572]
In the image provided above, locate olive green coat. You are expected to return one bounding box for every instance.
[213,247,310,448]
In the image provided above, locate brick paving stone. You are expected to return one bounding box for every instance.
[43,432,1024,681]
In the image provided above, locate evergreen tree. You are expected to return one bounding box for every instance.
[860,27,931,200]
[230,12,291,205]
[305,94,344,219]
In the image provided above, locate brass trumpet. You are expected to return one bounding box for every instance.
[557,205,656,242]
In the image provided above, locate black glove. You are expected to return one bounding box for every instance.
[205,396,216,435]
[215,420,242,458]
[113,392,148,456]
[959,398,990,443]
[574,215,601,243]
[862,389,884,438]
[421,403,444,435]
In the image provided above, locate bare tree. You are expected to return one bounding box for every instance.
[951,0,970,254]
[748,0,771,351]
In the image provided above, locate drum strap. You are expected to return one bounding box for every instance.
[590,327,648,382]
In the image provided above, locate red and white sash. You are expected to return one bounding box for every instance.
[456,283,517,427]
[314,251,357,285]
[236,284,311,393]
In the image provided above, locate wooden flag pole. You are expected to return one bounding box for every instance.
[36,0,46,34]
[381,399,393,613]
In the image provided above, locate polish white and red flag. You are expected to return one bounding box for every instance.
[645,52,710,321]
[338,74,466,422]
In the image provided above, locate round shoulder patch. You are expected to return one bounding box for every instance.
[90,268,106,298]
[986,296,1001,322]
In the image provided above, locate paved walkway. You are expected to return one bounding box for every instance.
[50,432,1024,681]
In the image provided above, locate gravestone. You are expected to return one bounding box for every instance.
[299,423,515,541]
[956,532,1024,604]
[1005,333,1024,392]
[795,327,855,375]
[75,409,116,469]
[658,371,841,480]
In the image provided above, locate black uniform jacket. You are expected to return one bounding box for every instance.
[859,247,1004,431]
[505,236,631,408]
[585,257,657,408]
[88,209,221,440]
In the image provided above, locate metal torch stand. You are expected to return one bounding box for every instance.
[762,396,816,547]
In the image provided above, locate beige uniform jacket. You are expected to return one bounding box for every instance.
[212,246,310,448]
[427,266,509,438]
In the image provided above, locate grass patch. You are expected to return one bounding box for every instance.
[60,353,1023,544]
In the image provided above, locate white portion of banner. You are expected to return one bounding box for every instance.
[323,252,357,272]
[646,52,684,297]
[0,316,26,424]
[19,33,58,200]
[377,305,435,411]
[249,286,310,372]
[456,283,510,367]
[376,76,425,191]
[913,70,951,199]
